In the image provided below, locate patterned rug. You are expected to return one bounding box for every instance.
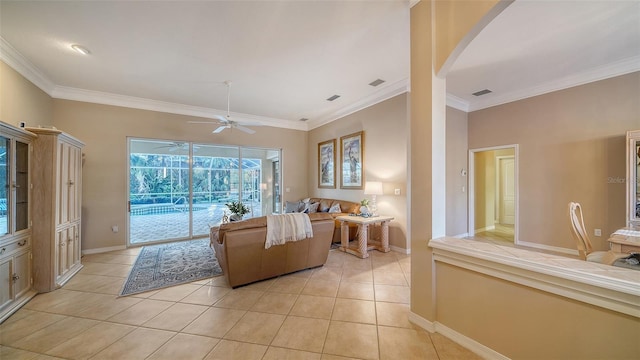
[120,238,222,296]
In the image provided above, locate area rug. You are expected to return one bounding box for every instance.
[120,238,222,296]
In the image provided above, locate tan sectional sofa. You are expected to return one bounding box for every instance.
[210,213,335,288]
[307,198,360,243]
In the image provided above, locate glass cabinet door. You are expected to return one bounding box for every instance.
[15,141,29,232]
[0,137,8,236]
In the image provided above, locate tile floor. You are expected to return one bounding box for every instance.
[0,246,481,360]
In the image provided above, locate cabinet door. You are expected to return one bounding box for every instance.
[0,257,12,310]
[57,142,71,225]
[68,145,82,222]
[66,225,77,269]
[13,250,31,299]
[0,136,9,237]
[55,228,69,279]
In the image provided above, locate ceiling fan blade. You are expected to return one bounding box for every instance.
[188,121,217,124]
[212,126,227,134]
[215,114,230,123]
[235,125,256,134]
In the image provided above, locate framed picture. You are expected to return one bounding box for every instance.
[340,131,364,189]
[318,139,336,188]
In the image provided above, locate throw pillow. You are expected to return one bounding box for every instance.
[304,202,320,213]
[328,203,342,213]
[285,201,302,213]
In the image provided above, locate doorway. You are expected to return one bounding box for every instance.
[469,145,518,244]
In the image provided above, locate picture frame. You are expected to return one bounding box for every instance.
[340,131,364,189]
[318,139,336,188]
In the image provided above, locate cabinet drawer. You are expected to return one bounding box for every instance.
[0,237,30,258]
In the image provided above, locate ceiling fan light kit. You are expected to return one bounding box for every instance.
[187,80,259,135]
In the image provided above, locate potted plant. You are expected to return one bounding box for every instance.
[359,199,370,215]
[225,201,250,221]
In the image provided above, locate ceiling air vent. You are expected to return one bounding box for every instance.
[472,89,492,96]
[299,118,309,122]
[369,79,385,87]
[326,95,341,101]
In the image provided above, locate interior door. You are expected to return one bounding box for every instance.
[499,157,515,225]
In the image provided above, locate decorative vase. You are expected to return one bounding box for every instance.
[229,214,243,222]
[359,205,370,215]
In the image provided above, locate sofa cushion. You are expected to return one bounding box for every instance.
[304,202,320,213]
[285,200,303,213]
[328,203,341,213]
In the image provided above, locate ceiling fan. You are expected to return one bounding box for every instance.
[189,81,260,135]
[154,141,198,152]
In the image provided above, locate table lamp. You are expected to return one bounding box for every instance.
[364,181,383,216]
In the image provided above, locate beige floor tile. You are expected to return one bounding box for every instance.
[374,284,410,304]
[10,317,98,353]
[45,322,135,359]
[331,298,376,324]
[147,333,219,360]
[267,276,308,294]
[90,327,175,360]
[288,268,315,279]
[214,288,264,310]
[337,281,375,300]
[182,307,246,338]
[103,247,140,256]
[341,268,373,284]
[223,311,285,345]
[324,253,346,268]
[242,278,276,291]
[73,295,142,320]
[430,332,483,360]
[1,345,42,360]
[375,302,411,328]
[289,295,335,319]
[371,261,402,272]
[302,279,340,297]
[343,257,372,270]
[321,354,361,360]
[79,262,131,277]
[22,289,85,312]
[106,298,173,325]
[148,283,201,302]
[142,303,208,331]
[88,253,137,265]
[310,267,343,282]
[372,270,408,286]
[130,289,161,299]
[0,312,66,345]
[1,308,35,325]
[208,275,232,288]
[250,292,298,314]
[323,321,379,360]
[377,326,438,360]
[62,274,124,294]
[271,316,329,353]
[180,285,231,306]
[263,346,321,360]
[203,339,267,360]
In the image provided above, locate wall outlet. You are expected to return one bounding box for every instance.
[594,228,601,237]
[111,225,119,233]
[394,188,401,195]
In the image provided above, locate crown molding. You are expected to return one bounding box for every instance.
[51,86,308,131]
[445,93,469,112]
[467,55,640,112]
[307,78,409,130]
[0,36,55,95]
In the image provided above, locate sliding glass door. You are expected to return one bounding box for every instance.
[127,138,281,246]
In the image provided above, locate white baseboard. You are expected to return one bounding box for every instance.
[409,311,509,360]
[474,225,495,234]
[516,240,578,256]
[82,245,127,255]
[390,245,410,254]
[453,232,469,239]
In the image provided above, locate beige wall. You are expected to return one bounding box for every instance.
[52,99,308,251]
[308,94,408,249]
[0,61,53,127]
[469,72,640,252]
[445,106,468,236]
[436,262,639,359]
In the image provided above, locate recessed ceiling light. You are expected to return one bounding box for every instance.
[472,89,492,96]
[71,44,90,55]
[327,95,340,101]
[369,79,385,87]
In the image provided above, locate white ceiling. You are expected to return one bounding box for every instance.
[1,1,638,130]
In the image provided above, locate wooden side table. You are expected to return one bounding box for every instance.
[608,228,640,254]
[335,215,394,258]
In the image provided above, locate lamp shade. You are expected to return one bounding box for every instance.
[364,181,383,195]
